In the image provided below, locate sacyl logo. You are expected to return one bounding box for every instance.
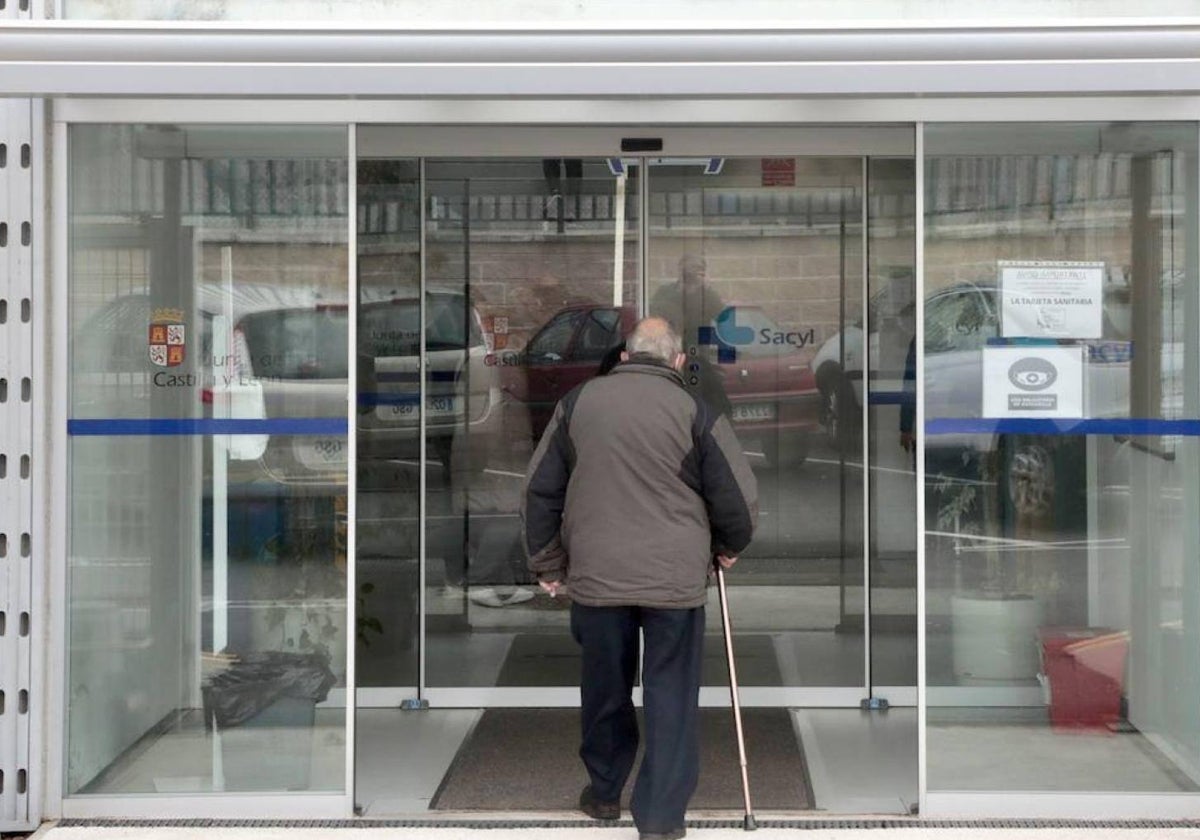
[715,306,756,347]
[1008,357,1058,391]
[699,306,756,363]
[699,306,815,364]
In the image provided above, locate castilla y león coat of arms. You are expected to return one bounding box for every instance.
[148,307,186,368]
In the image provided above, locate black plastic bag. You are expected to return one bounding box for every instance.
[202,651,336,730]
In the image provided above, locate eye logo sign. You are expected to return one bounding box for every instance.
[984,345,1081,418]
[1008,357,1058,391]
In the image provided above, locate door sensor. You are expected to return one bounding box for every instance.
[621,137,664,152]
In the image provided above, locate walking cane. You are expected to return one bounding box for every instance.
[715,559,757,831]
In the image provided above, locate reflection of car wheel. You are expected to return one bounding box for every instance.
[762,433,810,471]
[823,375,861,453]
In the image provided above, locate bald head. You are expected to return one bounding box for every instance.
[625,317,683,366]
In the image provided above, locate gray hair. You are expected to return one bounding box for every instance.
[627,317,682,363]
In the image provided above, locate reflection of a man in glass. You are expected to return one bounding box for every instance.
[649,254,731,417]
[898,301,917,463]
[650,255,727,348]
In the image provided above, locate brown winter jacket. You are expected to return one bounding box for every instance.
[521,356,758,609]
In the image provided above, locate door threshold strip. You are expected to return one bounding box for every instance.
[57,817,1200,829]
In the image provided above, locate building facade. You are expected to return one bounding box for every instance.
[3,1,1200,831]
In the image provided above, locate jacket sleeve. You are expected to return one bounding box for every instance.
[521,396,576,581]
[697,411,759,556]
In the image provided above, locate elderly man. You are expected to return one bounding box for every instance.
[522,317,758,840]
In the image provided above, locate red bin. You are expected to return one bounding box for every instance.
[1038,627,1130,730]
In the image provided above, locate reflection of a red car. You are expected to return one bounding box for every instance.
[500,302,822,468]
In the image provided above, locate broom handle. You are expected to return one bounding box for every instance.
[716,563,755,824]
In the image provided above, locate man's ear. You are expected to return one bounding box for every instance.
[619,351,630,362]
[672,352,686,371]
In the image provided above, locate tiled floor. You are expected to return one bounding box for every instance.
[67,702,1200,814]
[352,707,918,817]
[927,719,1200,792]
[355,708,481,814]
[791,708,918,814]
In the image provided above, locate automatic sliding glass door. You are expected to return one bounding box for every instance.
[355,156,641,703]
[644,156,914,705]
[353,136,916,709]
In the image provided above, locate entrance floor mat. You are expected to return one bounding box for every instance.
[430,707,812,811]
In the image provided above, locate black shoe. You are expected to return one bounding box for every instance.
[639,829,686,840]
[578,785,620,821]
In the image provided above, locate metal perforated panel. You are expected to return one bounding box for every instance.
[0,6,40,834]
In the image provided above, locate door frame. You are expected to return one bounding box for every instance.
[45,98,1200,821]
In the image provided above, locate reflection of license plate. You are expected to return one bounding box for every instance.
[294,437,347,470]
[374,395,458,421]
[732,403,776,423]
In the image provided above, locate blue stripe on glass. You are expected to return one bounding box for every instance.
[867,392,912,406]
[925,418,1200,436]
[68,418,348,436]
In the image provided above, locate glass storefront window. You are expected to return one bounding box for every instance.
[67,124,349,795]
[924,122,1200,794]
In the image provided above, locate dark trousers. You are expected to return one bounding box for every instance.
[570,602,705,833]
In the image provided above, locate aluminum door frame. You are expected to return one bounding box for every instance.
[44,97,1200,821]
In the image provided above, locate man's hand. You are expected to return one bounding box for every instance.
[715,553,738,569]
[540,579,565,598]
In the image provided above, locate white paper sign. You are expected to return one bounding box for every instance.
[1000,261,1104,339]
[983,345,1084,419]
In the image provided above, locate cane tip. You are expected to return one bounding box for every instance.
[744,814,758,831]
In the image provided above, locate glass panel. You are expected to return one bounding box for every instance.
[647,157,863,687]
[355,158,421,689]
[867,157,918,690]
[415,157,641,687]
[67,125,348,795]
[64,0,1194,21]
[924,122,1200,792]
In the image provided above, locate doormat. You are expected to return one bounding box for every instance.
[430,707,812,811]
[495,633,784,687]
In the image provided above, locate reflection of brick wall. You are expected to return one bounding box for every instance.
[411,230,866,354]
[200,242,348,290]
[425,236,641,349]
[653,233,857,352]
[218,220,1141,352]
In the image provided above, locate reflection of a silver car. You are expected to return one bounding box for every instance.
[356,290,501,475]
[75,286,503,488]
